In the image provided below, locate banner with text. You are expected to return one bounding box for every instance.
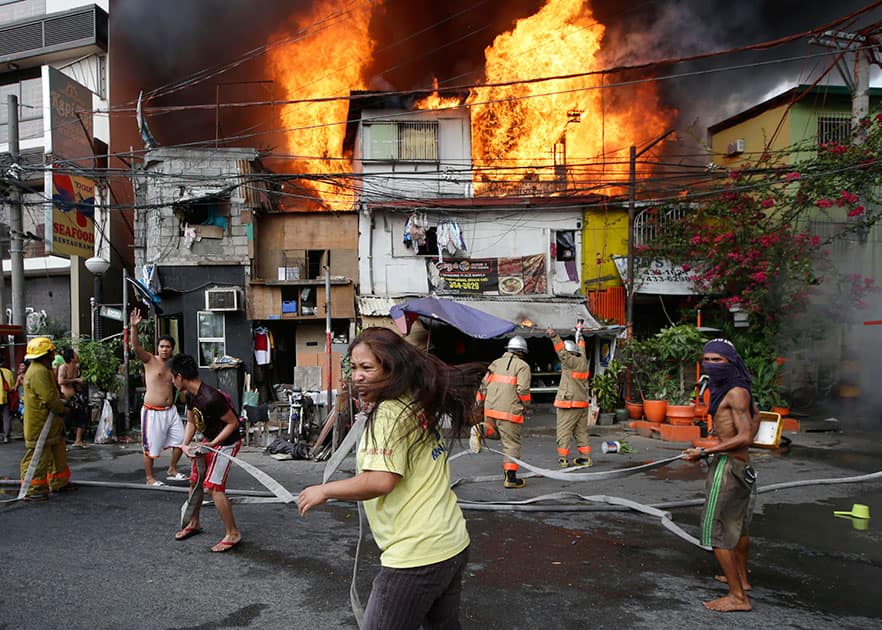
[612,255,697,295]
[430,254,547,295]
[46,171,95,258]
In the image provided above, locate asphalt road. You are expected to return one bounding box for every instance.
[2,411,881,630]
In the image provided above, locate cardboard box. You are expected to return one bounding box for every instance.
[297,351,343,390]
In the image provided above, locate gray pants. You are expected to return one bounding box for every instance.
[362,546,469,630]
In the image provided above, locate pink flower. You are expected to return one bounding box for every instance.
[847,206,865,217]
[761,198,775,208]
[811,236,820,247]
[816,198,833,208]
[728,169,743,181]
[681,264,691,272]
[784,172,800,181]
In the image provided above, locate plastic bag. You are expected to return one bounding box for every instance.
[587,394,599,427]
[93,399,115,444]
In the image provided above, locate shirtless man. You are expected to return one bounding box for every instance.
[130,310,185,486]
[683,338,761,613]
[57,348,88,447]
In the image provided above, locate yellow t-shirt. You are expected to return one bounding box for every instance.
[358,397,469,569]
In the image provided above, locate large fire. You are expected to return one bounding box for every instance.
[468,0,674,196]
[265,0,376,209]
[269,0,674,208]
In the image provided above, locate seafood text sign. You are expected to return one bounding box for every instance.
[430,254,547,295]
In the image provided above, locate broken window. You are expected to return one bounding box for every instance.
[174,189,230,239]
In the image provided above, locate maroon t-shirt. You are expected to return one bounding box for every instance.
[185,382,238,446]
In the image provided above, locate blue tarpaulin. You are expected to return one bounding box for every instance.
[390,296,515,339]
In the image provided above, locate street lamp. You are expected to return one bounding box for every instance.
[85,256,110,340]
[84,256,130,432]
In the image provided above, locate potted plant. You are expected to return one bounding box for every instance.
[78,337,123,398]
[642,371,673,423]
[749,356,789,412]
[592,359,623,424]
[653,324,704,406]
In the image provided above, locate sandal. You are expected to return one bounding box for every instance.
[175,526,203,541]
[210,538,241,552]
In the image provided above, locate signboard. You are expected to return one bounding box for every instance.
[612,256,698,295]
[43,66,93,165]
[99,305,124,322]
[429,254,547,296]
[42,66,96,258]
[46,171,95,258]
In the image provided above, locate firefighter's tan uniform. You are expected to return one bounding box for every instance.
[475,351,531,485]
[550,333,591,466]
[20,360,70,496]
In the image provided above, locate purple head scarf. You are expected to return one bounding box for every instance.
[702,338,753,416]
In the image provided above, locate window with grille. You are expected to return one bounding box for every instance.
[367,121,438,161]
[634,206,686,246]
[817,115,851,145]
[197,311,226,368]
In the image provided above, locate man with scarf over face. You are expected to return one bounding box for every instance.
[683,338,760,613]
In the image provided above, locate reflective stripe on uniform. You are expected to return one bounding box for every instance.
[570,372,589,380]
[488,374,517,385]
[554,400,589,408]
[485,408,525,424]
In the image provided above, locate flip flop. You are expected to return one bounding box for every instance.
[175,526,203,541]
[166,472,188,481]
[149,480,166,487]
[210,538,241,553]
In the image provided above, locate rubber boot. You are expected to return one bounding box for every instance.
[503,469,525,489]
[558,457,570,468]
[573,456,592,467]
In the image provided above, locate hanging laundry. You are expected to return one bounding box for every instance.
[436,219,468,260]
[254,326,274,365]
[403,212,428,250]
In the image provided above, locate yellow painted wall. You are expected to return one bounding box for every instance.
[710,104,792,168]
[581,206,628,291]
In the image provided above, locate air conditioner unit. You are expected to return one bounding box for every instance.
[726,138,745,156]
[205,288,240,311]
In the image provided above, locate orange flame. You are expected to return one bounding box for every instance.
[414,79,467,110]
[266,1,376,209]
[268,0,675,207]
[467,0,675,196]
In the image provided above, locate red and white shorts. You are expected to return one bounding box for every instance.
[141,404,184,458]
[190,440,241,492]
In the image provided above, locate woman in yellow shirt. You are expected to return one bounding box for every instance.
[298,327,484,629]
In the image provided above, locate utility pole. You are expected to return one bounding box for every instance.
[7,95,24,349]
[625,129,675,339]
[810,30,881,144]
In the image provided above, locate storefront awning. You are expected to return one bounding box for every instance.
[453,298,605,336]
[356,295,617,338]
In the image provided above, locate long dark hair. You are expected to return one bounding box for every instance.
[349,327,485,437]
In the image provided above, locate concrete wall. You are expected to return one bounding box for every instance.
[356,107,473,200]
[139,147,257,269]
[359,206,583,296]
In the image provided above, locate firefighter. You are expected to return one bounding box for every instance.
[20,337,75,501]
[471,336,531,489]
[546,327,592,468]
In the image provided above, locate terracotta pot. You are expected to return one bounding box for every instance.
[771,406,790,417]
[643,399,668,423]
[625,400,644,420]
[694,403,709,420]
[666,404,695,426]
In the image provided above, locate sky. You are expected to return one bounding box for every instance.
[109,0,882,153]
